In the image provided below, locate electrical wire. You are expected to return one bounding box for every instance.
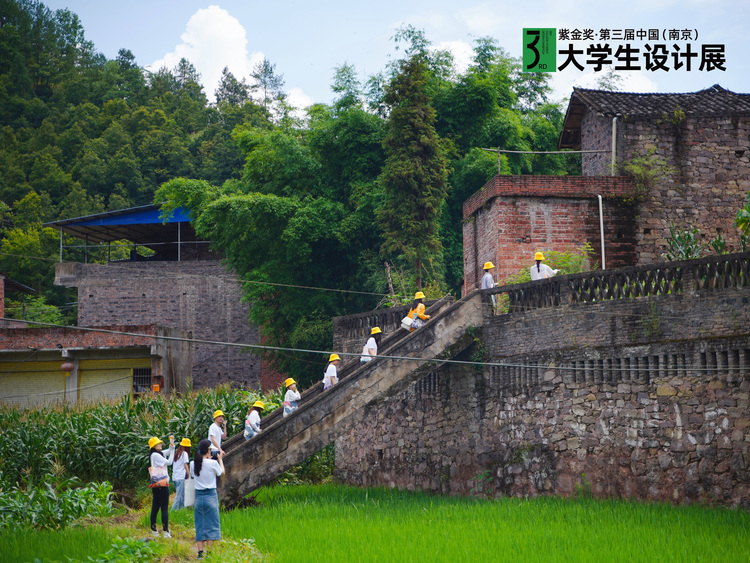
[0,349,40,382]
[0,317,742,375]
[0,371,137,401]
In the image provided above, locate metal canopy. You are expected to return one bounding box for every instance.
[44,205,205,247]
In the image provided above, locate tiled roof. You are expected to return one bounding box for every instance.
[558,84,750,148]
[572,84,750,118]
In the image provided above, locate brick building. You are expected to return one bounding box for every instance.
[47,205,277,392]
[464,84,750,291]
[0,323,191,408]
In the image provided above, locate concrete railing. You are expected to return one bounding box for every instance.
[487,251,750,312]
[217,292,482,506]
[221,295,456,455]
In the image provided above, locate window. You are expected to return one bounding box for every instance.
[133,367,152,396]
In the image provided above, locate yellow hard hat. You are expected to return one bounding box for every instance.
[213,410,224,419]
[329,353,341,362]
[534,252,546,261]
[483,261,495,270]
[148,437,163,449]
[179,438,192,448]
[371,327,382,335]
[414,291,426,300]
[285,377,296,388]
[252,400,265,410]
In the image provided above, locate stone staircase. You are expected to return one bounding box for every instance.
[217,292,484,506]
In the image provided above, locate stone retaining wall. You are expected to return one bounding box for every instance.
[335,258,750,507]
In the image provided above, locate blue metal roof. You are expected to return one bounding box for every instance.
[44,205,203,245]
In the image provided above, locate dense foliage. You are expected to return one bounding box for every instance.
[0,476,114,530]
[1,1,577,382]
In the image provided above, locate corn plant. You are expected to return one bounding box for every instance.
[0,385,283,490]
[0,475,114,530]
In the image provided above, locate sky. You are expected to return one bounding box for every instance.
[42,0,750,111]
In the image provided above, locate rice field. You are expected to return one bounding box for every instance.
[226,485,750,563]
[3,484,749,562]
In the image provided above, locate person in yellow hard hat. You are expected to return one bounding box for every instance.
[530,252,559,281]
[208,410,227,458]
[171,438,192,511]
[244,401,265,440]
[147,436,175,538]
[481,261,496,312]
[283,378,301,417]
[407,291,430,332]
[322,353,341,390]
[360,326,382,364]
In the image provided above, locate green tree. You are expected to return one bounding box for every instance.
[215,66,249,106]
[376,54,448,289]
[251,58,285,111]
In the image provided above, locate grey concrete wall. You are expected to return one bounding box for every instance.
[55,261,260,390]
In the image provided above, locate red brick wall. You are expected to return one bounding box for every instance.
[463,176,637,290]
[0,324,158,350]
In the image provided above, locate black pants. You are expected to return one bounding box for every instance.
[150,486,170,531]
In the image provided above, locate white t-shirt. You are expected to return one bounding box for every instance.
[208,422,223,452]
[360,337,377,362]
[530,263,559,281]
[150,448,174,483]
[190,458,224,490]
[481,271,495,289]
[322,364,338,389]
[284,389,301,403]
[172,450,190,481]
[246,410,261,433]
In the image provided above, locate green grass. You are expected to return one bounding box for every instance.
[225,485,750,563]
[0,525,115,563]
[3,485,749,562]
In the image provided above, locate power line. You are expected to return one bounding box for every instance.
[0,349,39,382]
[0,252,391,297]
[480,148,609,155]
[0,371,136,401]
[0,317,740,375]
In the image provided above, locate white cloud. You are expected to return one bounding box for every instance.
[434,40,474,75]
[147,5,263,101]
[286,87,315,117]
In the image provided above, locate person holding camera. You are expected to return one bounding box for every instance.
[208,410,227,458]
[191,439,225,559]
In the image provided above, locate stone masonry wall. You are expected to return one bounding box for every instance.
[463,175,637,291]
[581,112,750,265]
[335,283,750,507]
[55,261,262,390]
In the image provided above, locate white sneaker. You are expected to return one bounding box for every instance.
[151,530,159,537]
[162,530,172,539]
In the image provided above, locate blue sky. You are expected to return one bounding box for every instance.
[42,0,750,109]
